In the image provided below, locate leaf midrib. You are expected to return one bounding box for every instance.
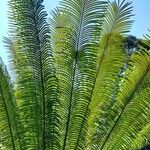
[31,3,46,149]
[0,85,16,150]
[62,0,87,149]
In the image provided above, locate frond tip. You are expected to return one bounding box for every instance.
[101,0,133,35]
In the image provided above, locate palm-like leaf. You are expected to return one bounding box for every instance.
[0,58,22,150]
[7,0,60,149]
[0,0,150,150]
[50,0,107,149]
[86,0,133,149]
[99,49,150,149]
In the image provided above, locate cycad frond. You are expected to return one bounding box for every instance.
[0,0,150,150]
[132,123,150,150]
[86,0,133,149]
[50,0,107,149]
[8,0,60,149]
[87,34,126,149]
[101,0,133,35]
[101,49,150,149]
[0,58,21,150]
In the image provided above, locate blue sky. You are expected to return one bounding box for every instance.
[0,0,150,65]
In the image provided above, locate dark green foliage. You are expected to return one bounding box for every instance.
[124,35,139,54]
[141,145,150,150]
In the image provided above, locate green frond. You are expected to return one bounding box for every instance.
[85,0,133,149]
[101,49,150,149]
[8,0,60,149]
[132,123,150,149]
[87,33,126,150]
[0,58,22,150]
[101,0,133,35]
[50,8,75,149]
[4,37,38,150]
[3,37,29,81]
[50,0,107,149]
[90,49,150,150]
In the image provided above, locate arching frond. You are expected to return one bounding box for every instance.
[101,0,133,35]
[85,0,133,149]
[86,33,126,149]
[50,0,107,149]
[8,0,60,149]
[100,49,150,149]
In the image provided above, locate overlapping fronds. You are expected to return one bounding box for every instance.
[0,0,150,150]
[86,34,126,149]
[50,0,107,149]
[99,49,150,149]
[85,0,133,149]
[7,0,60,149]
